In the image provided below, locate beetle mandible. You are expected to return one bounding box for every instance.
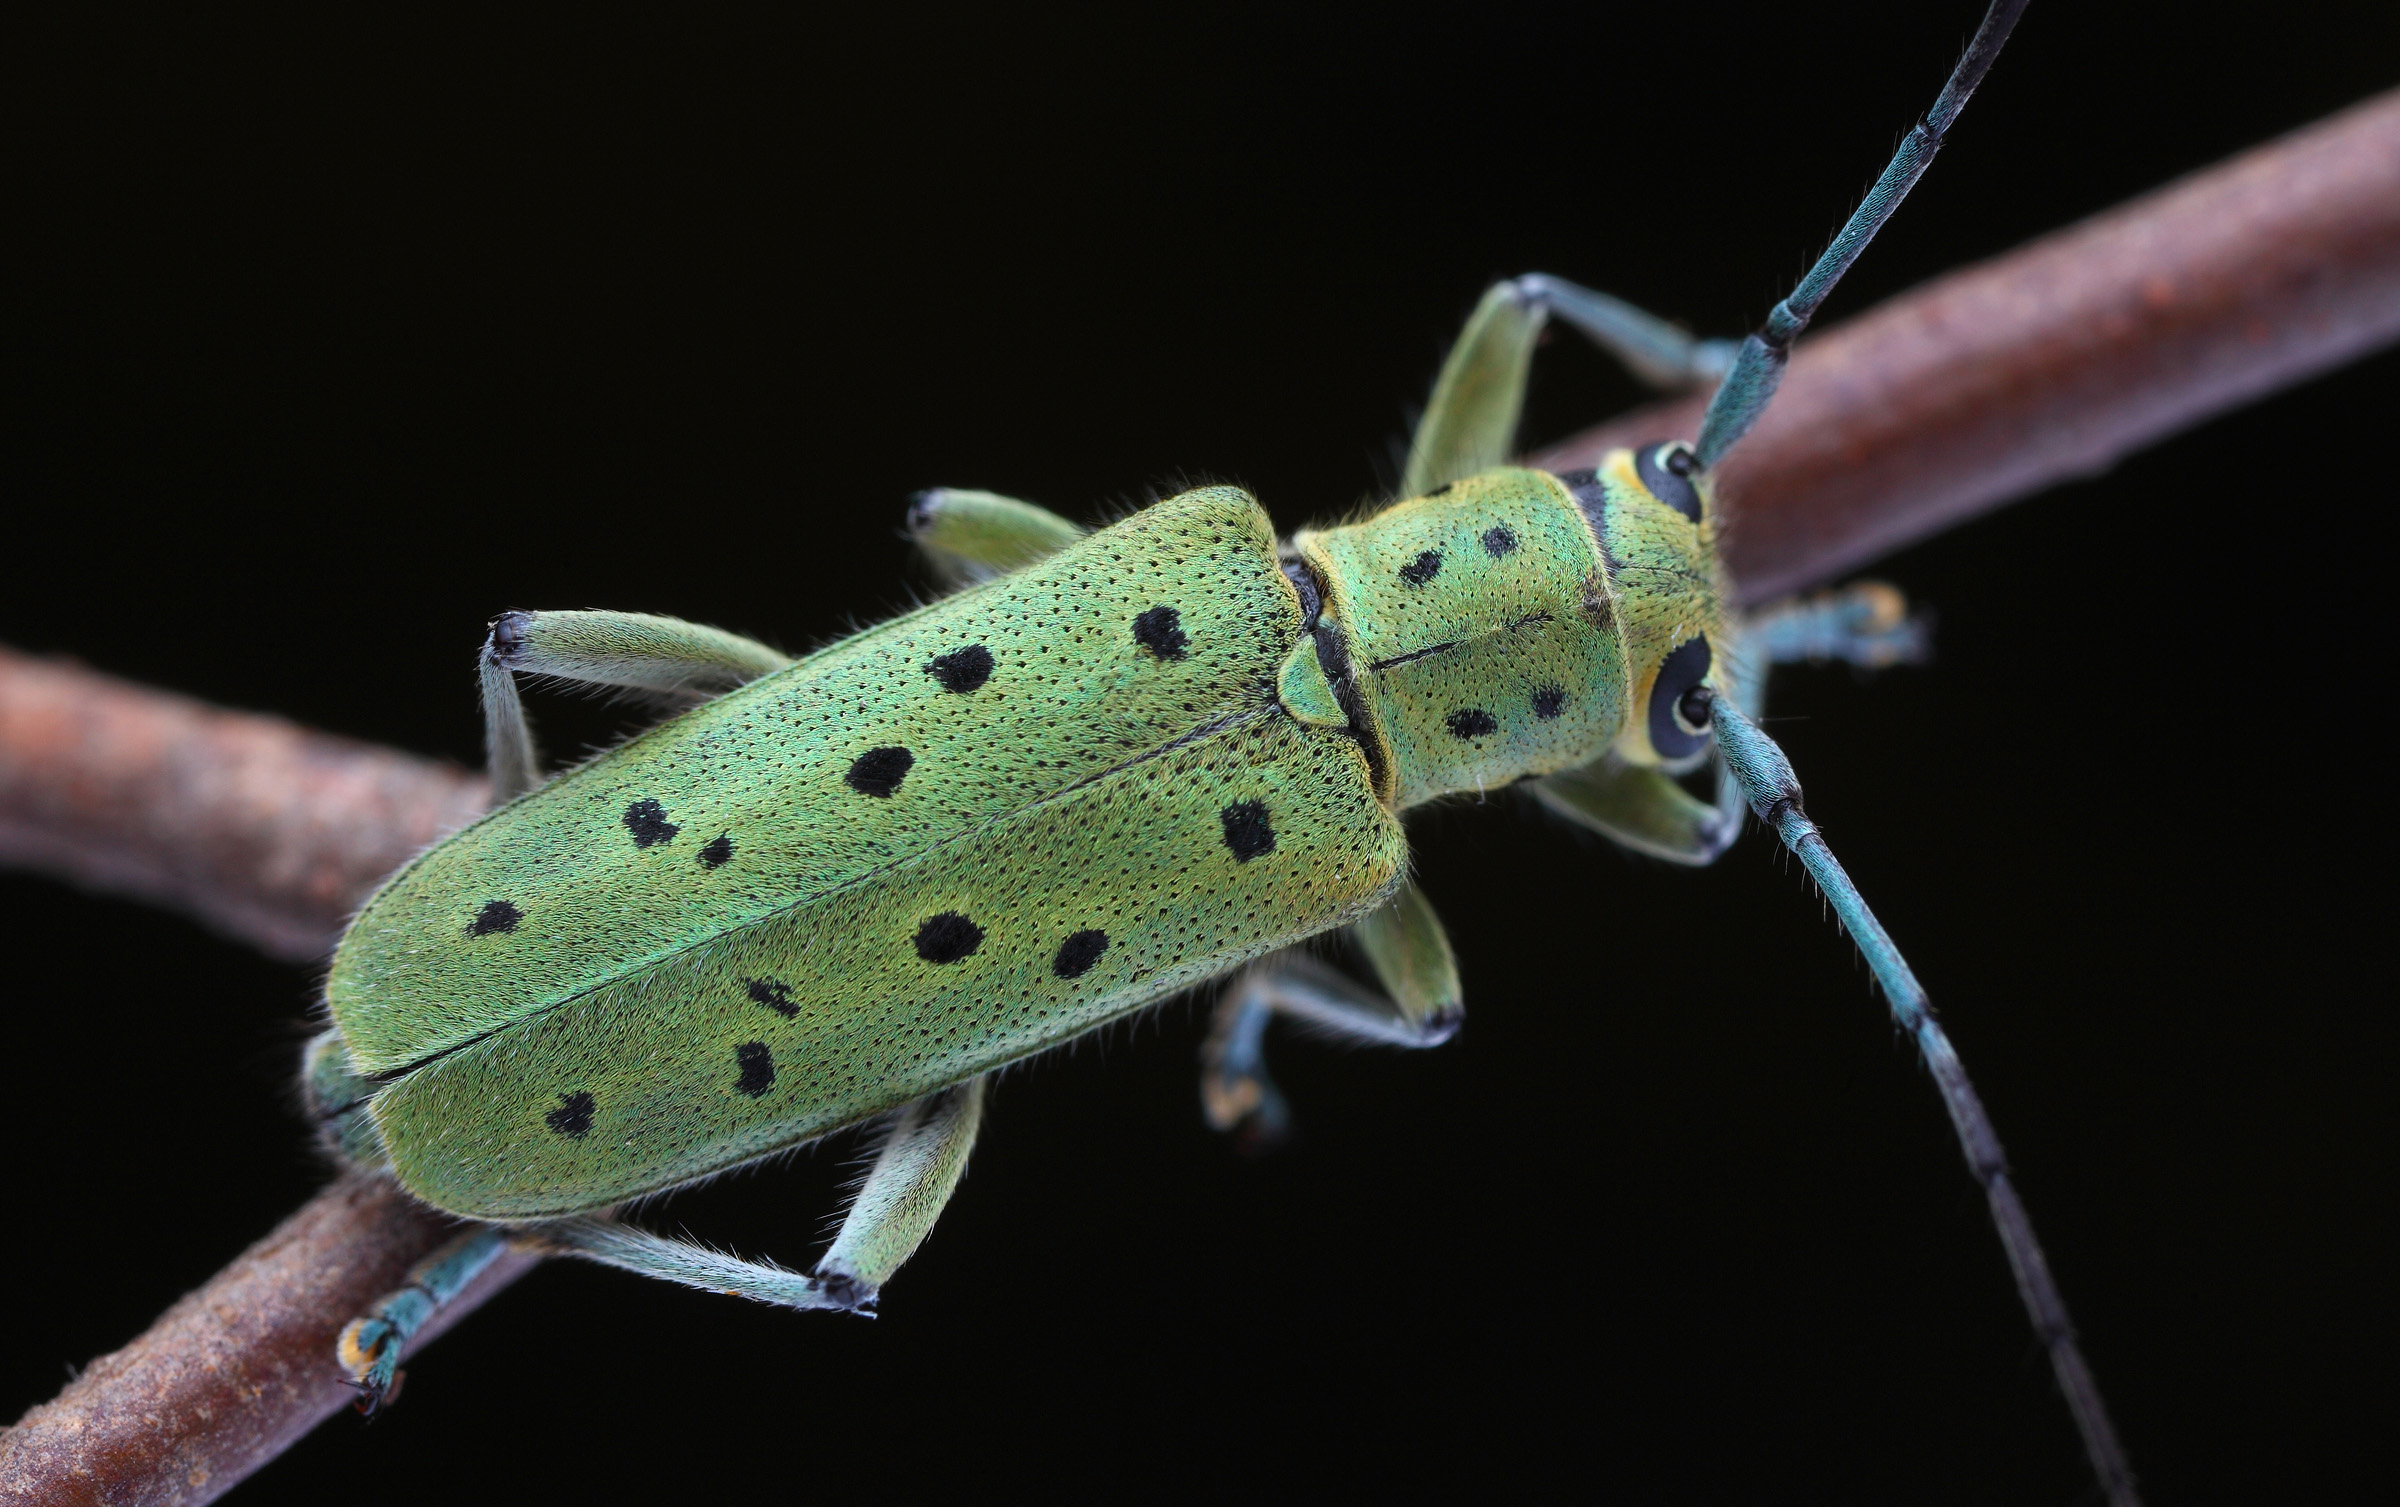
[305,3,2133,1500]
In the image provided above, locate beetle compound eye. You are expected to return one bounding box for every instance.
[1648,636,1713,759]
[1636,442,1704,522]
[1675,685,1713,734]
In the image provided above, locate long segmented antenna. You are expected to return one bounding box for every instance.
[1682,10,2136,1491]
[1701,689,2140,1507]
[1693,0,2030,468]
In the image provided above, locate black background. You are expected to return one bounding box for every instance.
[5,4,2394,1503]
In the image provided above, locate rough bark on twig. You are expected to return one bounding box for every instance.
[0,1179,540,1507]
[2,89,2397,1507]
[0,646,487,963]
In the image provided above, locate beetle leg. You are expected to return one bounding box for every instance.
[814,1076,986,1307]
[1532,753,1748,867]
[1543,587,1926,860]
[1201,885,1463,1148]
[301,1027,388,1171]
[904,487,1086,587]
[1744,581,1933,669]
[480,649,539,804]
[1348,879,1463,1031]
[533,1078,986,1315]
[1199,985,1288,1150]
[337,1224,516,1415]
[1523,274,1741,392]
[1402,274,1736,497]
[477,609,796,803]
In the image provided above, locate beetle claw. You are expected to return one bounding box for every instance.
[348,1365,404,1418]
[811,1269,880,1315]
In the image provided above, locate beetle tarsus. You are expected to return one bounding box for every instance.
[811,1269,879,1315]
[339,1317,404,1417]
[1417,1004,1465,1044]
[484,610,534,665]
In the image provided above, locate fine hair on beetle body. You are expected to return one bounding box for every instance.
[42,0,2400,1501]
[292,8,2150,1502]
[290,5,2169,1497]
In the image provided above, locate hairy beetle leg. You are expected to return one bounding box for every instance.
[478,609,796,804]
[337,1225,514,1414]
[1202,884,1464,1147]
[1746,581,1934,669]
[905,487,1086,587]
[1403,273,1736,498]
[1200,988,1292,1152]
[533,1079,987,1315]
[1533,755,1747,867]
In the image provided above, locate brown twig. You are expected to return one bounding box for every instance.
[0,1178,540,1507]
[2,90,2397,1507]
[0,647,488,963]
[1534,87,2400,606]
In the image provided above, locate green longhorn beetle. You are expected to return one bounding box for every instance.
[307,2,2133,1500]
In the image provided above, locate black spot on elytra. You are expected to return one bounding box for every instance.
[846,746,914,797]
[1133,606,1188,659]
[926,644,994,693]
[1482,526,1518,557]
[1398,550,1443,587]
[745,978,799,1017]
[1053,929,1109,979]
[698,834,734,868]
[467,900,521,937]
[734,1041,776,1097]
[1447,708,1498,740]
[1533,687,1566,720]
[915,911,984,963]
[622,799,679,847]
[545,1091,594,1138]
[1220,800,1274,861]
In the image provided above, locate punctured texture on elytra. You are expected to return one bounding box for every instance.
[327,488,1405,1218]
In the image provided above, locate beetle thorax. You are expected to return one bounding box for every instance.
[1290,455,1736,810]
[1294,468,1624,809]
